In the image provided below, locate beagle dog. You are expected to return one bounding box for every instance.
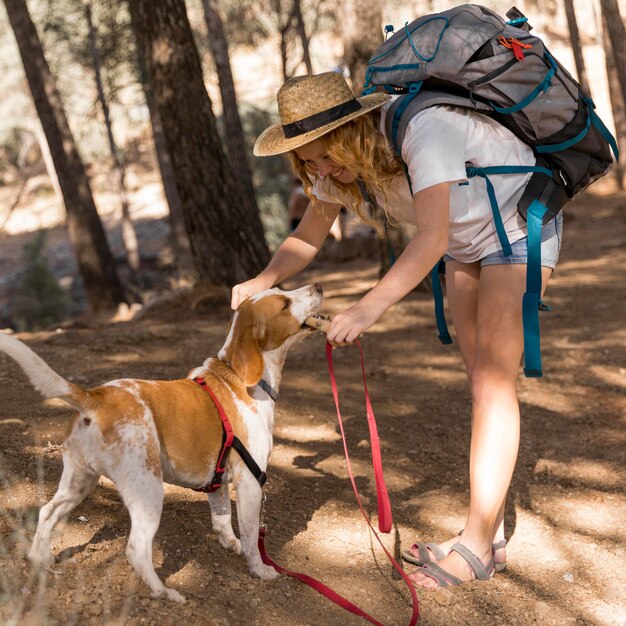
[0,284,323,603]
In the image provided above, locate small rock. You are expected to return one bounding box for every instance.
[534,600,551,618]
[433,588,452,606]
[563,572,575,583]
[77,516,88,523]
[87,603,103,617]
[249,597,260,609]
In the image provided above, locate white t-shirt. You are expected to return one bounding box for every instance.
[311,99,536,262]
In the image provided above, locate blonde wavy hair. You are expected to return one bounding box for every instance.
[287,112,403,233]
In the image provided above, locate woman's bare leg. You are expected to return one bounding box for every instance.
[407,260,480,562]
[410,263,552,588]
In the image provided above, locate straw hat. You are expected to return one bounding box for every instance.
[253,72,390,157]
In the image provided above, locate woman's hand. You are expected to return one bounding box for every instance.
[231,275,273,310]
[326,301,383,347]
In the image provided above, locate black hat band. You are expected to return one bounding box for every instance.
[282,99,362,139]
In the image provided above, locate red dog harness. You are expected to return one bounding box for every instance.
[193,377,267,493]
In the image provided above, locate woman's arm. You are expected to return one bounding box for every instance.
[231,199,342,309]
[327,182,451,344]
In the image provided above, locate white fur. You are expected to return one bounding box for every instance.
[4,284,323,603]
[0,332,70,398]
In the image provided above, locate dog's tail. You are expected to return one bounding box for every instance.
[0,332,81,402]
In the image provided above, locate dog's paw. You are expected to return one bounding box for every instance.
[250,563,279,580]
[155,587,186,604]
[219,535,242,554]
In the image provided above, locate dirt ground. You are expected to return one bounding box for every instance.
[0,180,625,626]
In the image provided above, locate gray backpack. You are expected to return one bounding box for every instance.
[362,3,619,377]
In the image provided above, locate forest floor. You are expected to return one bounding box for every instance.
[0,179,625,626]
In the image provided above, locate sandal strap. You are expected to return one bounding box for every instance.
[492,539,507,551]
[450,543,494,581]
[417,562,464,588]
[422,542,446,561]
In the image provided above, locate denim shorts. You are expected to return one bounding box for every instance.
[444,211,563,269]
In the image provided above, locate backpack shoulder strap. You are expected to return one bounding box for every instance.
[384,89,492,154]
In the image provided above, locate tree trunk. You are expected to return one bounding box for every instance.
[293,0,313,74]
[148,97,195,274]
[128,0,270,287]
[342,0,383,92]
[33,120,64,212]
[275,4,295,81]
[4,0,127,312]
[84,0,140,275]
[201,0,261,238]
[563,0,591,96]
[602,10,626,188]
[128,7,193,277]
[599,0,626,110]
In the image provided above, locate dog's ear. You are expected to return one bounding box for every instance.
[230,323,264,387]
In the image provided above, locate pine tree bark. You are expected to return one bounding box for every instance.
[602,11,626,188]
[201,0,261,237]
[276,5,295,81]
[147,97,195,274]
[563,0,591,96]
[293,0,313,74]
[4,0,127,312]
[599,0,626,110]
[128,7,193,276]
[128,0,270,287]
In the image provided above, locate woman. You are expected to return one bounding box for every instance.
[231,72,562,589]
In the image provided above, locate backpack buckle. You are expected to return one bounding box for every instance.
[498,36,532,61]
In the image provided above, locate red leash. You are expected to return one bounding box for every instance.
[325,340,392,533]
[258,340,419,625]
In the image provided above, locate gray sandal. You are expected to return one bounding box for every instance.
[492,538,507,572]
[401,541,447,566]
[411,543,495,588]
[402,537,507,571]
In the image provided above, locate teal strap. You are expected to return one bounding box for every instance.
[465,167,512,256]
[490,55,558,114]
[390,84,423,152]
[590,106,620,161]
[369,15,448,64]
[466,165,553,177]
[404,17,448,62]
[431,261,452,345]
[465,164,555,257]
[522,199,548,377]
[536,107,591,153]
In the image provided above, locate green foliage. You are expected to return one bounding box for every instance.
[37,0,135,92]
[12,231,69,331]
[219,0,335,49]
[23,0,141,162]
